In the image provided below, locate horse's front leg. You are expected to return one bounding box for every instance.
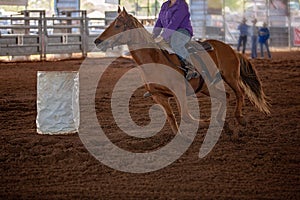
[151,95,179,134]
[174,87,209,129]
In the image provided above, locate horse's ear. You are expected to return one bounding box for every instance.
[122,7,128,15]
[118,6,121,14]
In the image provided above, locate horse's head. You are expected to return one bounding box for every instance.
[94,7,143,51]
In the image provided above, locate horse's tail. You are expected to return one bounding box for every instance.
[237,53,271,115]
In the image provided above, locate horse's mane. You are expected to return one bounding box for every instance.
[127,14,154,44]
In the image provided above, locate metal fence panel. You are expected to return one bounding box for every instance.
[0,10,102,60]
[0,8,299,60]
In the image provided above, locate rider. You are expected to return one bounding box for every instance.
[152,0,199,80]
[144,0,218,98]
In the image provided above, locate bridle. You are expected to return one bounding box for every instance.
[107,16,135,48]
[108,15,155,48]
[112,15,182,68]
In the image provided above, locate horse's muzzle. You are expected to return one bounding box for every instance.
[94,38,108,51]
[94,38,103,46]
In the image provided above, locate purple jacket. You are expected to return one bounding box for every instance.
[153,0,193,41]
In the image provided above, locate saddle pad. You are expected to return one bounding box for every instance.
[186,41,214,53]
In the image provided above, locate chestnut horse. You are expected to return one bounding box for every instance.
[94,7,270,134]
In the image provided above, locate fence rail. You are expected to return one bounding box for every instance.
[0,10,109,60]
[0,10,299,60]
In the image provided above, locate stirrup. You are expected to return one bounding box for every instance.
[186,70,200,80]
[208,77,219,87]
[181,59,200,80]
[208,72,222,87]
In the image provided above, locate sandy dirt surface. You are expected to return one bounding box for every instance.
[0,51,299,199]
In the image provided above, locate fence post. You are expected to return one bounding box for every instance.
[43,11,48,60]
[23,10,30,35]
[39,11,45,60]
[81,10,88,58]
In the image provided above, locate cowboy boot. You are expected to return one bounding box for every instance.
[181,59,200,80]
[190,53,221,86]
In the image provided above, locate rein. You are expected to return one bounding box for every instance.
[120,16,180,65]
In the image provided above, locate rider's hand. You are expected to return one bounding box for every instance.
[154,36,164,43]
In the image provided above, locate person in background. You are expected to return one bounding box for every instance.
[251,18,258,59]
[152,0,199,80]
[237,17,250,54]
[258,22,272,59]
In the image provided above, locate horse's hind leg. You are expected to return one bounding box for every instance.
[223,76,246,126]
[200,86,227,126]
[207,40,246,126]
[151,95,179,134]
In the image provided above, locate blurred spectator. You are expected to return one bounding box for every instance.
[258,22,272,59]
[237,17,250,54]
[251,18,258,59]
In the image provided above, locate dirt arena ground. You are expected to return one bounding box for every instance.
[0,51,299,199]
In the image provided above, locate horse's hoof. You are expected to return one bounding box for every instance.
[177,133,194,144]
[223,121,233,136]
[182,117,194,124]
[226,92,230,99]
[204,116,224,127]
[237,116,247,126]
[199,119,210,128]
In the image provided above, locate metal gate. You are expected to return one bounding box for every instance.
[0,10,107,60]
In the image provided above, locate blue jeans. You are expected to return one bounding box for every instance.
[170,28,191,60]
[237,35,247,54]
[260,41,271,58]
[251,35,257,58]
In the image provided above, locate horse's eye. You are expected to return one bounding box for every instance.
[114,20,122,29]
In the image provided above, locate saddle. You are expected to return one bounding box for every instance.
[156,39,220,87]
[186,40,214,53]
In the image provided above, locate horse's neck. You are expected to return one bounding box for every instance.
[127,28,154,47]
[129,44,181,78]
[125,24,176,67]
[126,29,160,65]
[129,47,160,65]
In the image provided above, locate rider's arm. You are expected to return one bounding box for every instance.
[161,3,188,41]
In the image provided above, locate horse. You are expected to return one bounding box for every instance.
[94,7,270,134]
